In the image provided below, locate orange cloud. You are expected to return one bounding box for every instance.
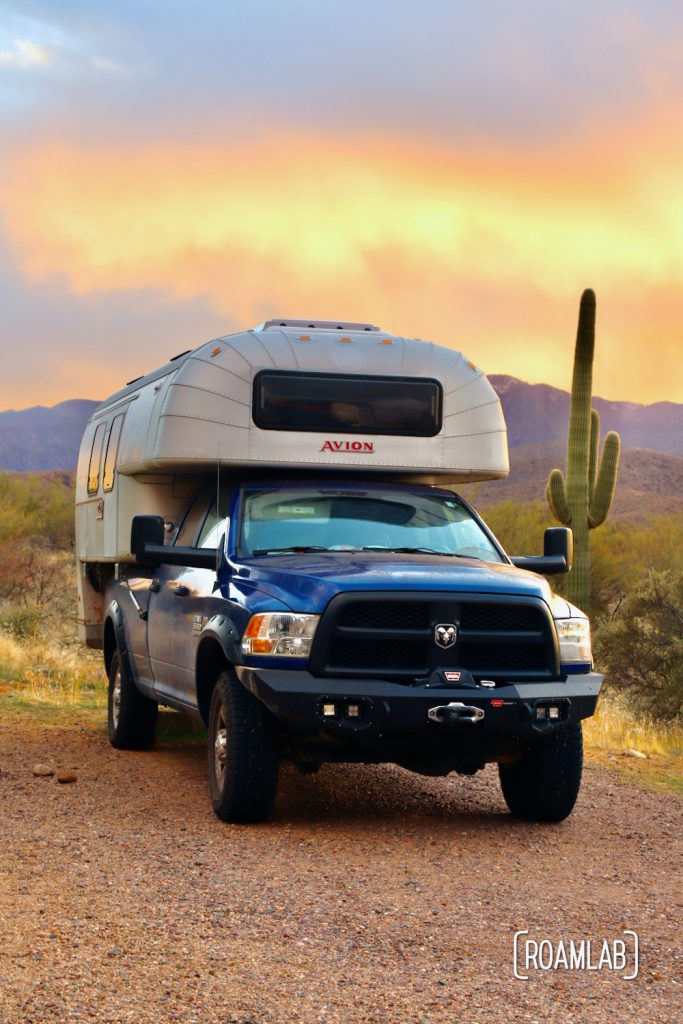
[2,126,682,404]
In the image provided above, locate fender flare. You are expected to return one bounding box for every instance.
[194,614,243,724]
[196,614,243,667]
[103,599,137,685]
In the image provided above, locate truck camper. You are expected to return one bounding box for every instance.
[76,318,602,823]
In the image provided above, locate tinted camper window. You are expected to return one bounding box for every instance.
[253,372,442,437]
[102,413,124,492]
[87,423,107,495]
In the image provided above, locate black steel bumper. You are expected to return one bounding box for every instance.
[236,665,603,759]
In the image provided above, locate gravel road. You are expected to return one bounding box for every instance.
[1,721,680,1024]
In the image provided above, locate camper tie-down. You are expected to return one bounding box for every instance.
[76,318,601,823]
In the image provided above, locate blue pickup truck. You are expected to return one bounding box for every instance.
[76,320,602,824]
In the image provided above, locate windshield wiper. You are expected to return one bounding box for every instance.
[251,545,331,556]
[359,546,484,559]
[360,546,452,555]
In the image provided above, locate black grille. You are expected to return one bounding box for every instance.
[311,594,559,682]
[460,604,544,632]
[338,602,431,630]
[458,641,548,671]
[329,639,426,671]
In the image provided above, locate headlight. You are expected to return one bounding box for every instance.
[555,616,592,669]
[241,613,319,657]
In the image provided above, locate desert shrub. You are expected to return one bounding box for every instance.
[0,472,74,548]
[594,568,683,720]
[0,542,75,631]
[480,499,553,558]
[0,604,42,639]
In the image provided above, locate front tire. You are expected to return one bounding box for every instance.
[108,649,158,750]
[207,668,280,823]
[498,722,583,823]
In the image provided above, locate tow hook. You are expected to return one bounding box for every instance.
[428,701,485,725]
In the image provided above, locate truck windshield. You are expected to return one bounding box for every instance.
[239,489,504,562]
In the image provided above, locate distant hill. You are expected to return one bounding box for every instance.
[491,375,683,456]
[0,400,99,472]
[0,376,681,478]
[458,443,683,519]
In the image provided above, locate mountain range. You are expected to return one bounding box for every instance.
[0,379,681,481]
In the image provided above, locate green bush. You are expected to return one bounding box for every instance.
[594,569,683,720]
[0,604,42,639]
[0,472,74,548]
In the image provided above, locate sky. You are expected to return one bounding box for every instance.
[1,0,682,409]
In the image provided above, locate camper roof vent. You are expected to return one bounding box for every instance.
[256,318,381,333]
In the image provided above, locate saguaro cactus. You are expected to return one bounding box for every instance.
[545,289,621,611]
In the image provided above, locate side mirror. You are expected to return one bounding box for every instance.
[544,527,573,572]
[131,514,217,570]
[131,515,165,564]
[510,527,573,576]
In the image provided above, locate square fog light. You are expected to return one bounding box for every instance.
[322,703,337,718]
[346,703,360,718]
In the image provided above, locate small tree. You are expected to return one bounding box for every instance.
[595,568,683,719]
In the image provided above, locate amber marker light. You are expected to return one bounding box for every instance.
[211,346,222,357]
[242,614,272,654]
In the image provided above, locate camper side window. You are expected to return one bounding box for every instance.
[102,413,125,492]
[87,423,107,495]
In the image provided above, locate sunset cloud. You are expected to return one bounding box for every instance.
[0,37,52,68]
[1,2,682,407]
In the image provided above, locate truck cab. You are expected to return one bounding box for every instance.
[76,319,601,823]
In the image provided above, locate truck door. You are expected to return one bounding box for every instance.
[153,503,230,705]
[146,493,213,703]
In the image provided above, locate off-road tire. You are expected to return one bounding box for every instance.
[498,722,583,823]
[208,668,280,823]
[107,649,158,750]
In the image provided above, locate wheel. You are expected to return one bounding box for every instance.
[108,648,158,750]
[207,668,280,823]
[498,722,583,823]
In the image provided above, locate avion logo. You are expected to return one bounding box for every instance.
[320,439,375,453]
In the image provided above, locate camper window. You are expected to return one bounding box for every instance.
[253,371,442,437]
[87,423,107,495]
[102,413,125,492]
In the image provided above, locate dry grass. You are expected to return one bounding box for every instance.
[584,691,683,756]
[0,630,105,708]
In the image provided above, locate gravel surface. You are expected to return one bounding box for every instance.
[1,722,680,1024]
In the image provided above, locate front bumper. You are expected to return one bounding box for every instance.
[236,665,603,761]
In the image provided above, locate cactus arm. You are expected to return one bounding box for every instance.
[589,431,621,528]
[546,469,571,524]
[588,409,599,502]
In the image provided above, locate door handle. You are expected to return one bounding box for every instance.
[173,584,190,597]
[148,579,161,593]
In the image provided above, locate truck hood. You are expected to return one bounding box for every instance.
[232,552,555,614]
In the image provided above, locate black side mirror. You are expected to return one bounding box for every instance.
[510,527,573,576]
[544,527,573,572]
[131,514,217,570]
[131,515,165,564]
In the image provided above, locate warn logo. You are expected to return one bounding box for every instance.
[320,440,375,453]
